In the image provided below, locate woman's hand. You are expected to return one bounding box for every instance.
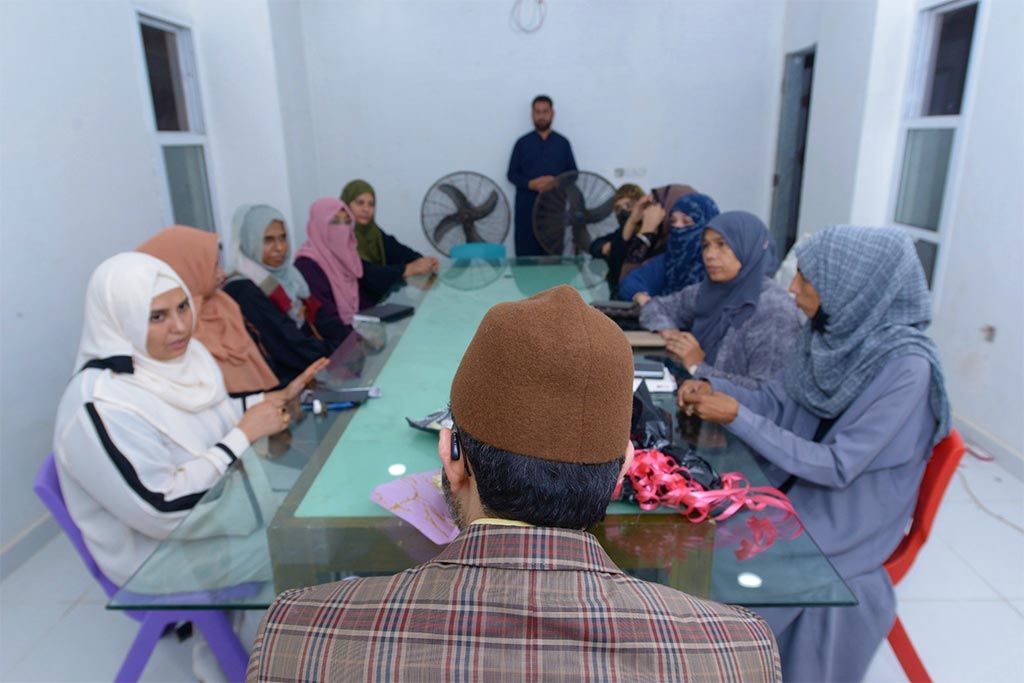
[680,392,739,424]
[621,195,651,240]
[633,292,651,307]
[404,257,438,278]
[267,357,330,404]
[639,204,666,236]
[664,332,705,368]
[238,398,291,443]
[677,379,712,410]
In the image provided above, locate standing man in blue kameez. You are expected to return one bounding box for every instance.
[507,95,577,256]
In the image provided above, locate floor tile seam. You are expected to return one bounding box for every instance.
[0,601,79,676]
[0,583,97,607]
[904,535,999,585]
[941,536,1024,602]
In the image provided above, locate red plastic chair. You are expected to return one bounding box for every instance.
[883,429,966,683]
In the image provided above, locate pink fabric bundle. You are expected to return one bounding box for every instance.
[295,198,364,324]
[616,448,803,527]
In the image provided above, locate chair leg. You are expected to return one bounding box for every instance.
[193,611,249,682]
[115,613,172,683]
[888,615,932,683]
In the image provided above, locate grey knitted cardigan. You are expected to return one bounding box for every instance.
[639,278,803,389]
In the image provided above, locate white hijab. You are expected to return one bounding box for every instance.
[75,253,226,413]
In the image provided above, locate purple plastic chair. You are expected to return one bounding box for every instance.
[34,454,249,682]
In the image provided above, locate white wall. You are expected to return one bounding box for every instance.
[849,0,917,227]
[0,0,296,564]
[267,0,320,242]
[927,0,1024,468]
[781,0,881,238]
[1,0,170,558]
[186,0,295,249]
[297,0,787,256]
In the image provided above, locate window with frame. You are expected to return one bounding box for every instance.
[138,16,216,232]
[892,0,978,289]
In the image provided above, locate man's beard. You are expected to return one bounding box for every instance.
[534,120,552,132]
[441,470,466,530]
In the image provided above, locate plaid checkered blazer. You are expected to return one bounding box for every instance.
[248,524,781,682]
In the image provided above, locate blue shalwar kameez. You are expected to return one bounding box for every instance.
[506,130,576,256]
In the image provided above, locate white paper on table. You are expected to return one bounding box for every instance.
[632,367,678,393]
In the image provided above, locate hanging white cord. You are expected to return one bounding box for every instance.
[510,0,547,34]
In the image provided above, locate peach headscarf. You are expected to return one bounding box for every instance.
[138,226,279,393]
[294,198,364,325]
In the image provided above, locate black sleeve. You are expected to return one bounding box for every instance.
[507,138,529,190]
[359,260,406,304]
[305,310,352,351]
[606,230,630,279]
[589,232,613,259]
[382,231,422,265]
[223,280,332,386]
[590,228,626,261]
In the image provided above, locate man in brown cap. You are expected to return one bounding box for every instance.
[248,285,781,683]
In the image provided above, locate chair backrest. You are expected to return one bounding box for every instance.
[451,242,507,260]
[33,454,121,598]
[885,429,966,585]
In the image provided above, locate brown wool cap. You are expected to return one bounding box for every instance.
[450,285,634,464]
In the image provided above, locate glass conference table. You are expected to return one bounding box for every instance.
[112,256,853,613]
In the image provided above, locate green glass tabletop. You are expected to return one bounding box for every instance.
[111,257,854,611]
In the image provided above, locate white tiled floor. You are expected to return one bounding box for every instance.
[1,454,1021,682]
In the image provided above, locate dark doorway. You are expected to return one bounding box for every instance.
[769,47,815,266]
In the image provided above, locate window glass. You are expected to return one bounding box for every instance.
[914,239,938,289]
[924,4,977,116]
[163,146,215,231]
[141,23,189,132]
[895,128,954,231]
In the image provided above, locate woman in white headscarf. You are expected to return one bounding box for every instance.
[52,253,326,585]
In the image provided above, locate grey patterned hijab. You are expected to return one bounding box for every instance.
[783,226,950,446]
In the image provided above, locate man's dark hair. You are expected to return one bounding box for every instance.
[456,424,623,529]
[532,95,553,108]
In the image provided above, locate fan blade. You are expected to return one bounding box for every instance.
[433,214,462,242]
[466,190,499,220]
[463,222,486,243]
[583,195,614,224]
[566,183,586,213]
[566,184,588,230]
[571,224,592,254]
[438,184,472,213]
[556,170,580,191]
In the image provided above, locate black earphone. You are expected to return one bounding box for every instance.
[450,430,461,461]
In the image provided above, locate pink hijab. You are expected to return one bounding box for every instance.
[295,198,364,324]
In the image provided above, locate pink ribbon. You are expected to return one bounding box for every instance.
[621,448,802,525]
